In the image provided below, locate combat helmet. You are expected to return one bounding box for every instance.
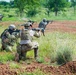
[43,18,46,22]
[9,24,16,30]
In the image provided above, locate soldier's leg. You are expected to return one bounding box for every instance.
[34,47,38,59]
[21,45,27,60]
[15,53,19,62]
[16,44,22,61]
[1,41,6,50]
[41,29,45,36]
[1,44,5,50]
[21,50,27,60]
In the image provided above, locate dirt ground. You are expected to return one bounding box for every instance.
[0,20,76,75]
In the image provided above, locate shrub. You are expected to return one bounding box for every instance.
[56,45,73,65]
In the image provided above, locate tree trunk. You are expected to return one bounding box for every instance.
[47,9,50,16]
[19,9,24,17]
[55,11,58,16]
[74,6,76,14]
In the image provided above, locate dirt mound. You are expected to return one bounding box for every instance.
[25,61,76,75]
[1,61,76,75]
[58,61,76,75]
[0,63,17,75]
[40,61,76,75]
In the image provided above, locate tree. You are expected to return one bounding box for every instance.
[14,0,26,17]
[71,0,76,14]
[25,0,41,17]
[45,0,70,16]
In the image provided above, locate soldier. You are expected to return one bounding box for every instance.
[38,18,49,36]
[15,23,41,62]
[1,24,20,52]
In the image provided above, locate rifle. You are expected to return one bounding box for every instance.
[29,21,37,25]
[32,28,41,32]
[12,29,20,37]
[47,20,53,24]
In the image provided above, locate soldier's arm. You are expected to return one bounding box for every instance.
[47,20,53,24]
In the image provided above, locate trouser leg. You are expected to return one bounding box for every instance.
[41,29,45,36]
[1,44,5,50]
[21,50,27,60]
[16,44,22,61]
[34,47,38,59]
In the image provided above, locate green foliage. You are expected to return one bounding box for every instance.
[56,45,73,65]
[50,32,76,65]
[44,0,70,16]
[70,0,76,14]
[26,8,39,17]
[0,52,14,62]
[36,57,44,63]
[25,0,41,17]
[14,0,26,16]
[10,62,20,69]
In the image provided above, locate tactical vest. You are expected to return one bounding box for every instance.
[20,29,32,41]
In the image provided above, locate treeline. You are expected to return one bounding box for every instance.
[0,0,76,17]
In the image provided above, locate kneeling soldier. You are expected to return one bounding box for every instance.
[15,23,41,61]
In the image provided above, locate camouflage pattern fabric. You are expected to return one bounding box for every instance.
[16,28,41,61]
[1,29,19,52]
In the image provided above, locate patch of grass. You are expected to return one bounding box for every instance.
[20,69,49,75]
[36,57,44,63]
[0,52,14,63]
[50,32,76,65]
[10,62,20,69]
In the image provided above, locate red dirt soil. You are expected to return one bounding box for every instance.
[0,61,76,75]
[0,20,76,75]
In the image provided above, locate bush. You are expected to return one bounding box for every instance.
[56,45,73,65]
[26,8,38,17]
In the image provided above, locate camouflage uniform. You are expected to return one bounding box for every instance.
[38,18,48,36]
[15,23,41,61]
[1,24,19,52]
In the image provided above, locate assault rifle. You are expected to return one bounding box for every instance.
[47,20,53,24]
[28,20,37,25]
[12,29,20,37]
[32,28,41,32]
